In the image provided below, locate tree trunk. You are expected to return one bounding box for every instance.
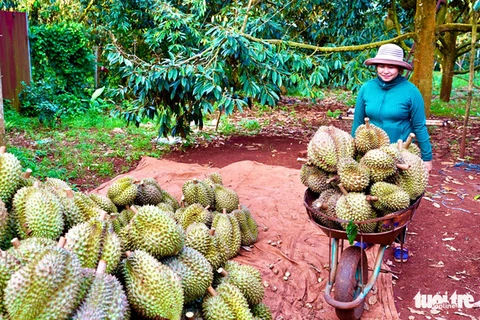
[439,33,457,102]
[0,66,6,147]
[411,0,437,117]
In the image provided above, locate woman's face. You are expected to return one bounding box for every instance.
[376,64,400,82]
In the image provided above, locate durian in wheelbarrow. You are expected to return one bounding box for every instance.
[353,117,390,154]
[335,184,377,233]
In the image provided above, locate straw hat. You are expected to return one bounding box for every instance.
[364,44,413,71]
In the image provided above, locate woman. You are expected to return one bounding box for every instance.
[351,43,433,262]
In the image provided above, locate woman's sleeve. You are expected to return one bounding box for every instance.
[351,85,366,137]
[409,87,433,161]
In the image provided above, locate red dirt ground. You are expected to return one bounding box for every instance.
[162,99,480,320]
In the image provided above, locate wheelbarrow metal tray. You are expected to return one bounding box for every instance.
[304,188,423,246]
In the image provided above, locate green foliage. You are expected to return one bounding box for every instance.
[326,110,342,118]
[346,220,358,245]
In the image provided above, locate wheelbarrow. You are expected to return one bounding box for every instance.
[304,188,423,320]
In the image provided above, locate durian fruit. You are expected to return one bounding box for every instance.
[16,169,36,189]
[231,205,258,246]
[185,223,228,270]
[110,207,135,234]
[335,184,377,233]
[64,212,122,273]
[89,193,118,214]
[251,303,273,320]
[162,246,213,304]
[359,148,403,182]
[51,188,84,231]
[182,178,214,208]
[0,250,22,314]
[311,188,342,229]
[122,250,184,320]
[74,191,105,222]
[8,237,56,265]
[336,157,370,192]
[175,203,213,230]
[72,260,130,320]
[403,133,421,156]
[369,182,410,214]
[212,209,241,259]
[213,185,239,213]
[4,238,83,320]
[307,126,355,172]
[160,189,181,211]
[0,147,22,205]
[397,141,428,200]
[107,177,138,207]
[216,261,265,306]
[354,117,390,154]
[134,178,163,206]
[204,172,223,187]
[299,163,334,194]
[43,177,71,191]
[156,202,175,216]
[12,182,64,240]
[126,205,185,258]
[202,284,255,320]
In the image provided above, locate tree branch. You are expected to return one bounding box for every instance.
[241,0,254,33]
[241,32,416,52]
[77,0,96,24]
[436,23,477,33]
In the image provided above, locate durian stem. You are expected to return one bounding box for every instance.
[326,175,339,184]
[222,208,227,214]
[404,133,416,149]
[205,205,211,210]
[0,146,5,154]
[364,117,370,129]
[96,260,107,275]
[129,205,138,214]
[209,228,216,236]
[314,202,329,210]
[366,195,379,201]
[396,163,410,170]
[125,251,132,257]
[99,209,108,221]
[397,139,403,151]
[23,168,32,179]
[57,237,66,248]
[185,311,195,320]
[11,238,20,249]
[207,286,218,297]
[64,188,74,198]
[338,183,348,196]
[216,267,229,277]
[33,180,41,188]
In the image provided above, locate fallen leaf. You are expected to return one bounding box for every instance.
[446,244,458,251]
[453,311,477,319]
[472,300,480,308]
[468,175,474,180]
[442,237,455,241]
[448,275,462,281]
[430,309,441,315]
[429,261,445,268]
[451,180,464,185]
[408,307,425,315]
[433,203,441,208]
[368,295,378,305]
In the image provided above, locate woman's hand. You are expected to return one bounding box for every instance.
[423,161,433,173]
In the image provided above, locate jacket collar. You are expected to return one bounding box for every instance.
[375,75,406,90]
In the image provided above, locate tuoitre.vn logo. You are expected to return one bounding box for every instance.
[414,291,475,309]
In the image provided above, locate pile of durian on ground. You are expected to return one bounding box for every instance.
[301,119,428,233]
[0,145,271,320]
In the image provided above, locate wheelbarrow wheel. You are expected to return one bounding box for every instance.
[333,246,369,320]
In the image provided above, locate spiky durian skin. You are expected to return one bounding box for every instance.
[0,152,22,205]
[231,205,258,246]
[185,222,212,255]
[354,123,390,154]
[0,251,22,314]
[49,189,84,231]
[160,189,180,211]
[176,203,213,230]
[18,188,64,240]
[65,219,103,269]
[206,235,229,271]
[123,250,183,320]
[213,185,239,213]
[90,193,118,214]
[299,163,332,194]
[359,149,397,182]
[99,228,123,274]
[128,205,185,258]
[72,272,130,320]
[4,247,82,320]
[311,188,342,229]
[182,179,214,208]
[74,192,103,222]
[135,178,163,206]
[337,157,370,192]
[212,213,241,259]
[219,261,265,306]
[335,193,377,233]
[162,246,213,304]
[370,182,411,213]
[7,237,56,265]
[398,151,428,200]
[0,199,15,250]
[107,177,138,207]
[251,303,273,320]
[202,283,255,320]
